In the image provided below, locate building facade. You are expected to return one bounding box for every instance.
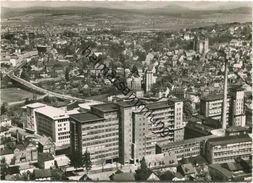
[35,106,70,147]
[200,89,246,128]
[118,99,184,163]
[132,111,154,163]
[23,102,46,133]
[156,135,216,160]
[203,134,252,164]
[70,103,119,165]
[229,89,246,127]
[193,36,209,54]
[145,70,154,92]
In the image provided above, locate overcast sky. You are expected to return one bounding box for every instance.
[2,1,252,10]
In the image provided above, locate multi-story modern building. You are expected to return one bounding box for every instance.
[132,111,154,163]
[70,103,119,165]
[200,88,246,128]
[35,106,70,147]
[193,36,209,54]
[69,98,184,165]
[146,99,184,143]
[126,77,142,91]
[117,101,137,164]
[23,102,46,133]
[131,77,142,91]
[145,70,154,92]
[200,94,230,123]
[117,98,184,164]
[229,88,246,127]
[203,134,252,164]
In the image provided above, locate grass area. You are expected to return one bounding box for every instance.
[0,87,41,104]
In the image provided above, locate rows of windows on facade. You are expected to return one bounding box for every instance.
[17,85,251,170]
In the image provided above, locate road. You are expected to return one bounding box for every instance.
[6,51,86,102]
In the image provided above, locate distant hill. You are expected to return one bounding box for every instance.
[1,6,252,18]
[1,5,251,31]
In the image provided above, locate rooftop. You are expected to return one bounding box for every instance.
[78,100,104,110]
[209,164,233,178]
[158,135,217,148]
[116,101,134,108]
[201,94,225,101]
[39,152,54,162]
[207,134,252,146]
[147,101,174,110]
[226,126,248,133]
[25,102,46,109]
[36,106,69,119]
[91,103,119,112]
[112,173,135,181]
[70,112,104,124]
[180,163,195,175]
[34,169,52,179]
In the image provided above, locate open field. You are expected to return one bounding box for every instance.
[0,87,41,104]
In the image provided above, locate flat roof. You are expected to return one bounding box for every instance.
[116,101,134,108]
[70,112,104,124]
[78,100,104,110]
[36,106,68,119]
[25,102,46,109]
[147,101,174,110]
[201,94,224,101]
[208,164,233,178]
[201,94,232,102]
[158,135,217,148]
[226,126,248,132]
[91,103,119,112]
[207,134,252,146]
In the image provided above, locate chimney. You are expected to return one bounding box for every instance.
[222,56,229,130]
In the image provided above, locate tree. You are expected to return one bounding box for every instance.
[51,169,68,181]
[159,170,175,181]
[65,67,70,81]
[135,157,151,180]
[1,102,8,115]
[131,65,139,77]
[140,157,148,171]
[82,149,92,173]
[10,156,16,165]
[0,157,8,179]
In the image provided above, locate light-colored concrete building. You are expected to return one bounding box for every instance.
[200,88,246,128]
[156,135,216,160]
[35,106,70,147]
[204,134,252,164]
[23,102,46,133]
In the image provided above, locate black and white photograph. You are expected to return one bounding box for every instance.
[0,0,252,181]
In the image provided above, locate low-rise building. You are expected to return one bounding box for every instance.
[34,169,53,180]
[203,134,252,164]
[156,135,216,160]
[37,136,55,155]
[145,151,178,169]
[13,141,38,165]
[38,152,55,169]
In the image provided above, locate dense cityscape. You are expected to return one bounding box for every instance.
[0,1,252,181]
